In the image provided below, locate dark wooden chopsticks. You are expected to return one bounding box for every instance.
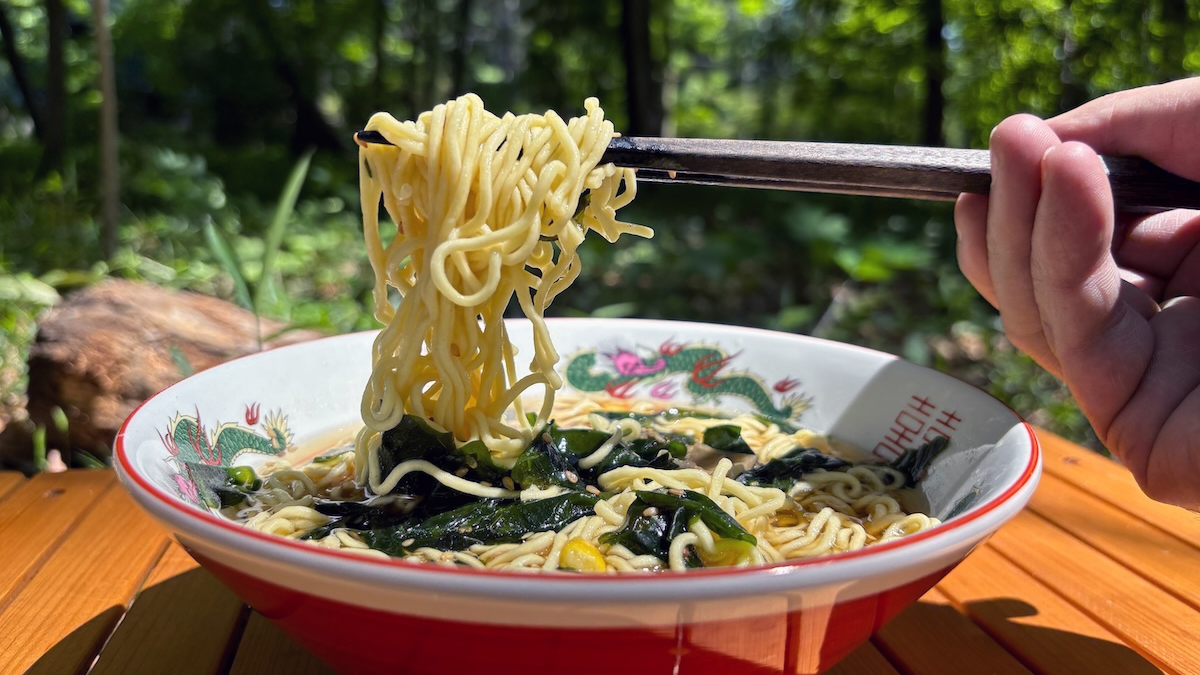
[354,130,1200,213]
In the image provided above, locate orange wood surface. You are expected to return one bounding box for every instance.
[0,471,23,500]
[0,428,1194,675]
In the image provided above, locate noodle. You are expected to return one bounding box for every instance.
[354,93,649,491]
[207,96,946,573]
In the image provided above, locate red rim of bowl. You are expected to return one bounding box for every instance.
[114,329,1042,584]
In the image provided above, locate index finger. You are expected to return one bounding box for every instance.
[1048,77,1200,182]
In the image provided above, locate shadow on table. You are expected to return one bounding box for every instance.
[20,566,330,675]
[20,573,1162,675]
[20,606,125,675]
[875,597,1163,675]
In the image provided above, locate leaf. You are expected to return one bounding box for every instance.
[255,149,314,316]
[203,220,252,311]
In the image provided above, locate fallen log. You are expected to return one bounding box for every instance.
[21,279,325,461]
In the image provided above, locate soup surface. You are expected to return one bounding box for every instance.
[199,395,944,573]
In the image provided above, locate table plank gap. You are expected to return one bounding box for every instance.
[822,642,902,675]
[936,544,1166,675]
[89,542,249,675]
[1028,472,1200,612]
[986,509,1198,675]
[0,471,25,503]
[1036,430,1200,551]
[872,587,1035,675]
[0,479,170,675]
[0,470,116,614]
[228,612,334,675]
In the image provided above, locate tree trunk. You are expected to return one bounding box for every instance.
[39,0,66,176]
[449,0,474,97]
[22,280,323,461]
[1058,0,1087,113]
[1159,0,1187,80]
[620,0,664,136]
[372,0,387,111]
[94,0,119,260]
[246,2,342,153]
[920,0,945,146]
[0,0,44,141]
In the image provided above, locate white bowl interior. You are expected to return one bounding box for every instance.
[121,319,1028,529]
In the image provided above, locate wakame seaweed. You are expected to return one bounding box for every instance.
[890,435,950,487]
[375,415,506,499]
[186,462,262,509]
[587,435,687,476]
[362,491,600,556]
[598,489,755,568]
[735,446,850,490]
[701,424,753,455]
[509,424,601,490]
[508,421,685,490]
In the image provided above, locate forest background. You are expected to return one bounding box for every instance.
[2,0,1197,466]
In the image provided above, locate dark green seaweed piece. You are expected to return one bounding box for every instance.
[701,424,753,454]
[374,415,505,498]
[510,429,585,490]
[890,436,950,487]
[735,446,850,490]
[599,493,700,567]
[186,462,261,509]
[598,489,755,568]
[362,492,600,556]
[587,436,687,477]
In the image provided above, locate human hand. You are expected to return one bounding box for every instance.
[955,77,1200,510]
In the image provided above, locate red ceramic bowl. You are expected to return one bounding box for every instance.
[115,319,1040,674]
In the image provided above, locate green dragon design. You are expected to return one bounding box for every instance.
[564,339,810,430]
[160,403,292,468]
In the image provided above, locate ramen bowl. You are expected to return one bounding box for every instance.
[115,318,1039,675]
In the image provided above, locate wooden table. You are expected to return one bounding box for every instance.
[0,429,1197,675]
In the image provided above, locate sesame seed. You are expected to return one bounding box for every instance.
[501,476,516,490]
[667,488,685,497]
[401,538,415,548]
[479,481,492,488]
[449,343,461,357]
[586,485,602,496]
[465,456,478,468]
[542,432,553,443]
[642,507,659,518]
[565,471,578,484]
[455,467,469,477]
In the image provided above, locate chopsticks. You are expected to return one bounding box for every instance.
[354,130,1200,213]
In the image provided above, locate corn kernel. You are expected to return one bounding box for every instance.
[560,537,607,573]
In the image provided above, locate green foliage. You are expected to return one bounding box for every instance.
[5,0,1191,457]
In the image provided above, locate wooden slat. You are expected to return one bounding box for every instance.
[0,470,115,610]
[1029,472,1200,611]
[1036,430,1200,550]
[824,642,902,675]
[89,543,248,675]
[0,480,170,675]
[988,509,1200,675]
[0,471,24,502]
[228,612,333,675]
[938,545,1165,675]
[873,587,1034,675]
